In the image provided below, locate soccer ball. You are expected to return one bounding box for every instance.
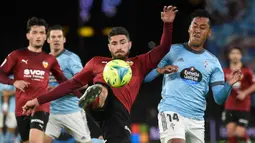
[103,59,132,88]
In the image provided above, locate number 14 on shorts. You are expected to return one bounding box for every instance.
[158,112,180,132]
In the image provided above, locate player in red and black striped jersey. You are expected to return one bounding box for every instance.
[0,17,68,143]
[222,46,255,143]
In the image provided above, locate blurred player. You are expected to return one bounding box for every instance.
[144,9,242,143]
[0,83,5,142]
[0,17,69,143]
[45,25,104,143]
[1,75,21,143]
[222,47,255,143]
[23,5,177,143]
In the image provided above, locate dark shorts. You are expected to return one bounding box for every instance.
[87,84,131,143]
[222,110,250,127]
[16,111,49,141]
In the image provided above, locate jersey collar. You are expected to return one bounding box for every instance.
[183,42,205,54]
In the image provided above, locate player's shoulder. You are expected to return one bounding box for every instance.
[87,56,111,65]
[170,43,185,51]
[242,65,254,74]
[10,48,28,55]
[63,49,80,59]
[204,50,219,61]
[223,67,231,73]
[91,56,111,61]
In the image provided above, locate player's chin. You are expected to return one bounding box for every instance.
[34,44,43,48]
[113,54,127,60]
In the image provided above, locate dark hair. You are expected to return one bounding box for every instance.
[191,9,212,27]
[228,46,243,55]
[108,27,130,40]
[47,25,65,37]
[27,17,48,32]
[225,46,244,67]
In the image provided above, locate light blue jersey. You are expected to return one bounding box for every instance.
[145,43,225,120]
[1,84,15,112]
[0,75,15,112]
[49,49,83,114]
[0,84,3,112]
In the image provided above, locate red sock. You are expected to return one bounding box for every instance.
[243,131,250,142]
[228,136,237,143]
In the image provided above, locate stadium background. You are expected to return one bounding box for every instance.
[1,0,255,142]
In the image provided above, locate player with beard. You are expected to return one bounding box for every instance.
[22,6,177,143]
[222,47,255,143]
[0,17,68,143]
[144,9,243,143]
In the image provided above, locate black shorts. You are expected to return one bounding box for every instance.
[16,111,49,141]
[222,110,250,127]
[87,85,131,143]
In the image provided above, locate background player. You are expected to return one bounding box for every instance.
[0,17,68,143]
[1,75,21,143]
[23,5,177,143]
[45,25,104,143]
[144,9,243,143]
[222,46,255,143]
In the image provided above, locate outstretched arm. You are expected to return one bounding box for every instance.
[139,6,177,76]
[22,57,96,115]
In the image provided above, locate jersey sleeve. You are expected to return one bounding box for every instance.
[143,51,171,82]
[0,51,17,74]
[50,57,68,83]
[210,59,225,87]
[246,68,255,84]
[73,57,95,85]
[0,51,17,85]
[137,23,173,76]
[68,54,83,75]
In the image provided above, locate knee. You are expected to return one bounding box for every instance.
[29,139,43,143]
[235,127,246,137]
[227,129,235,137]
[226,124,236,137]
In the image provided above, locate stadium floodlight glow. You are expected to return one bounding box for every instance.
[78,26,94,37]
[102,27,113,36]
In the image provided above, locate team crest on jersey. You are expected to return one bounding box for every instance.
[42,61,48,68]
[204,61,208,68]
[126,61,134,66]
[180,66,202,84]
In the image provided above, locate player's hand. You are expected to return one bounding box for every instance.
[13,80,30,92]
[161,5,178,23]
[22,98,39,116]
[226,69,243,86]
[236,91,247,100]
[157,65,179,74]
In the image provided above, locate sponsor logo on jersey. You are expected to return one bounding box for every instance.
[24,69,45,81]
[21,59,28,64]
[180,67,202,84]
[126,61,134,66]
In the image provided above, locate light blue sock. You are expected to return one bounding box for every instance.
[15,134,22,143]
[4,131,15,143]
[0,131,4,143]
[91,138,105,143]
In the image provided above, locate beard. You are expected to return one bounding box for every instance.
[111,51,129,60]
[34,44,43,49]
